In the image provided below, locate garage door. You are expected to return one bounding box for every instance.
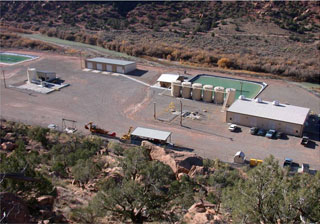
[87,62,93,69]
[106,65,112,72]
[116,66,124,73]
[96,63,103,70]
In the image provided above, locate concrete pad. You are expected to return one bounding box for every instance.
[14,82,55,94]
[82,69,92,72]
[92,70,101,73]
[102,72,111,75]
[13,82,70,94]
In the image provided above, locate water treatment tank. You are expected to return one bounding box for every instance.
[214,86,225,104]
[27,68,37,83]
[171,80,181,97]
[225,88,236,107]
[181,82,192,99]
[203,85,214,103]
[192,83,202,101]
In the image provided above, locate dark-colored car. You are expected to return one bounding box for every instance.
[283,158,293,167]
[257,129,266,136]
[250,127,258,135]
[301,136,309,146]
[276,131,283,139]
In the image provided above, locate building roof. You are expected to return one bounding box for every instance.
[131,127,172,141]
[227,98,310,125]
[86,57,136,66]
[157,74,180,83]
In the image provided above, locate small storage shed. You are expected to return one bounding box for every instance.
[234,151,245,164]
[157,74,184,88]
[130,127,172,144]
[27,68,56,83]
[85,57,136,74]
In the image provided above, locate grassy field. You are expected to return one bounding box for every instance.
[192,75,263,99]
[0,53,32,64]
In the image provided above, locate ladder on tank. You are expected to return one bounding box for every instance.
[221,91,230,112]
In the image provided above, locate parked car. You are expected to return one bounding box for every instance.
[283,158,293,167]
[276,131,283,139]
[250,127,258,135]
[265,129,276,139]
[283,158,300,169]
[301,136,309,146]
[257,129,266,136]
[228,124,239,132]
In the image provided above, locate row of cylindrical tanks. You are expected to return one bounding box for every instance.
[171,80,236,106]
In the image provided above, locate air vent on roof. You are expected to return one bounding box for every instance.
[273,100,280,106]
[239,95,245,100]
[255,98,262,103]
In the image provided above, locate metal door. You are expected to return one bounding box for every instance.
[96,63,103,70]
[116,66,124,73]
[87,62,93,69]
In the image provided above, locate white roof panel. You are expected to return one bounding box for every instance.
[227,99,310,125]
[86,57,136,66]
[157,74,180,83]
[131,127,172,141]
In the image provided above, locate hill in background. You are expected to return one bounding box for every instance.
[1,1,319,82]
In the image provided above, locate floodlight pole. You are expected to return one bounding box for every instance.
[2,69,6,88]
[240,82,243,96]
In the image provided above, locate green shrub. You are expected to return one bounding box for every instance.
[71,159,101,184]
[28,126,49,147]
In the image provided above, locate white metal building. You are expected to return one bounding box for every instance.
[130,127,172,144]
[226,98,310,137]
[157,74,184,88]
[85,57,136,74]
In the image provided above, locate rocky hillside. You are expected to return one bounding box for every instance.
[1,2,320,82]
[1,120,319,223]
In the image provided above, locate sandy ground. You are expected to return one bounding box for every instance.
[1,50,319,170]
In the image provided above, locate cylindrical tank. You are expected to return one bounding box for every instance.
[214,86,225,104]
[171,80,181,97]
[225,88,236,107]
[192,83,202,101]
[181,82,192,99]
[27,68,37,83]
[203,85,214,103]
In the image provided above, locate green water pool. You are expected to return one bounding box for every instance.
[191,75,265,99]
[0,53,35,64]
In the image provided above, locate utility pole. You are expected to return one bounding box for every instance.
[80,51,83,69]
[2,69,6,88]
[180,100,183,126]
[153,102,156,120]
[240,81,243,96]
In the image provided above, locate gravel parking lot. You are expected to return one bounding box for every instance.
[1,51,319,170]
